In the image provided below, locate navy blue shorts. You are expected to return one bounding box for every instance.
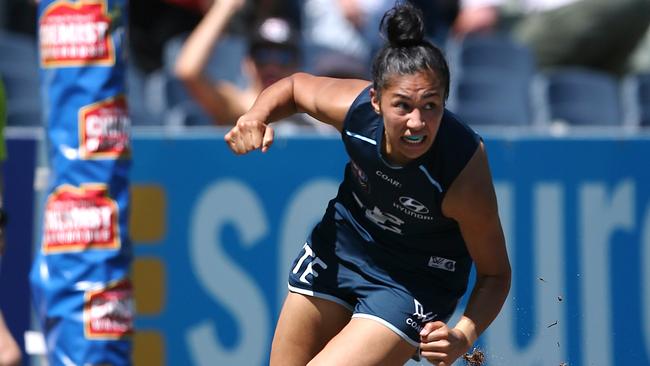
[287,204,461,347]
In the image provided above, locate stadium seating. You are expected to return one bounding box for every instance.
[0,31,38,71]
[2,25,646,130]
[0,31,41,127]
[447,34,537,126]
[142,69,193,121]
[451,69,533,126]
[165,100,213,127]
[622,72,650,127]
[1,71,40,104]
[6,99,42,127]
[540,67,623,126]
[127,63,160,126]
[450,33,536,78]
[637,74,650,127]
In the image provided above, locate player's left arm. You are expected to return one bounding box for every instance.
[420,141,511,363]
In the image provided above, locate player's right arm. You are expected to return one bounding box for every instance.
[225,72,369,154]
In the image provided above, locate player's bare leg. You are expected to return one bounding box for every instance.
[0,313,21,366]
[308,317,416,366]
[270,292,351,366]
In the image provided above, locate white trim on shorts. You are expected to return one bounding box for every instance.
[352,313,420,348]
[287,283,355,312]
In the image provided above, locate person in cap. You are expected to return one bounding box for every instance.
[174,0,301,125]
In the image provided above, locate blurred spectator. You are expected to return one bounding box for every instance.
[410,0,460,44]
[628,27,650,73]
[453,0,650,75]
[0,0,37,36]
[301,0,390,70]
[301,0,459,72]
[174,0,312,127]
[0,77,21,366]
[130,0,300,75]
[129,0,206,74]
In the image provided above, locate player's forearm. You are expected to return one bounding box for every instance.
[453,271,511,346]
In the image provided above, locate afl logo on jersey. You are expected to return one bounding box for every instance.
[398,196,429,214]
[350,160,370,192]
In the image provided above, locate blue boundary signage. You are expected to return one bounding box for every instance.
[127,133,650,366]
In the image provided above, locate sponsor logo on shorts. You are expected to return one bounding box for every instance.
[79,95,131,159]
[84,278,134,339]
[375,170,402,188]
[393,196,434,221]
[428,256,456,272]
[43,184,120,253]
[39,0,118,67]
[405,299,437,333]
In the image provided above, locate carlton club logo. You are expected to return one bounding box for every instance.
[43,184,120,253]
[39,0,117,67]
[84,279,134,339]
[79,95,131,159]
[350,160,370,192]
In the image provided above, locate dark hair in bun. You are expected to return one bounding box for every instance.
[371,2,450,101]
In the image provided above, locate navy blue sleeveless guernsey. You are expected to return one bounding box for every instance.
[287,85,481,347]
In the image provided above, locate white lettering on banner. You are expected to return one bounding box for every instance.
[39,1,116,66]
[642,202,650,360]
[486,183,567,365]
[580,181,634,366]
[40,22,109,45]
[277,180,339,310]
[46,206,112,230]
[186,180,269,366]
[86,115,129,137]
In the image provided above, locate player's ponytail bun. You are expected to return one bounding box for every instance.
[382,2,425,48]
[372,3,450,101]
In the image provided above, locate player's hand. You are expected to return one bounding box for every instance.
[224,113,274,154]
[418,321,471,366]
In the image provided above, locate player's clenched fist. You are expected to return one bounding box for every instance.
[225,114,275,154]
[418,321,472,366]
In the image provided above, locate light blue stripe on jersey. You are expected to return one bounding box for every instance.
[345,130,377,145]
[418,165,443,192]
[335,202,374,242]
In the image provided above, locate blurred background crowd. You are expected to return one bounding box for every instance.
[1,0,650,131]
